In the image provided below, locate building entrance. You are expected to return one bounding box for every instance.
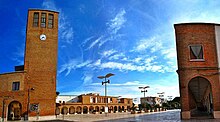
[188,77,213,118]
[7,101,22,120]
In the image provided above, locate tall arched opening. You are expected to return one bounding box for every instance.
[188,76,213,118]
[7,101,22,120]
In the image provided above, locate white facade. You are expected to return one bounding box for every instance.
[56,95,78,103]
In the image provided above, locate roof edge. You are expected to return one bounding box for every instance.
[28,9,59,13]
[174,22,220,26]
[0,71,25,75]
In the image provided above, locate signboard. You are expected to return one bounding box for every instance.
[30,104,39,112]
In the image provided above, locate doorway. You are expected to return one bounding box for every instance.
[188,76,213,118]
[7,101,22,120]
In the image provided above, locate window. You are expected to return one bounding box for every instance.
[12,82,20,91]
[33,12,39,27]
[189,45,204,60]
[41,13,46,28]
[48,14,54,28]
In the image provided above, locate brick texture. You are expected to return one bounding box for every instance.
[0,9,59,119]
[175,23,220,119]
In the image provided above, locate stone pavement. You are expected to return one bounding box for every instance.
[53,109,220,122]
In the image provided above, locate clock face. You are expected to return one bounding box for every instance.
[40,34,46,40]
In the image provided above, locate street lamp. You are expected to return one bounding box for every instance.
[139,86,150,98]
[26,87,35,121]
[97,73,114,116]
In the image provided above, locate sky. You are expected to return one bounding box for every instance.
[1,0,220,100]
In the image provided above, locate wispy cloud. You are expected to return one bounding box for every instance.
[134,36,162,53]
[81,72,93,85]
[42,1,74,44]
[58,59,91,76]
[101,49,117,57]
[84,9,127,50]
[12,44,25,65]
[109,53,125,60]
[86,36,103,50]
[97,61,165,73]
[65,80,179,98]
[107,9,127,34]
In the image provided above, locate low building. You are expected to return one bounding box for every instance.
[56,93,133,114]
[140,97,162,106]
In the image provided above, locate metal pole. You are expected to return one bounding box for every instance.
[144,91,145,98]
[105,77,107,116]
[27,88,30,121]
[2,99,5,122]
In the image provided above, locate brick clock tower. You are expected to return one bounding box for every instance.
[24,9,58,117]
[175,23,220,119]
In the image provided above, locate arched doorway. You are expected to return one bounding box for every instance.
[95,106,99,113]
[69,107,75,114]
[83,106,88,114]
[109,106,113,113]
[114,106,117,112]
[76,106,82,114]
[61,107,68,115]
[188,76,213,118]
[100,106,105,112]
[89,106,94,114]
[8,101,22,120]
[118,106,122,112]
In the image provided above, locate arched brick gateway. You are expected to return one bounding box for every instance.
[188,76,213,118]
[8,101,22,120]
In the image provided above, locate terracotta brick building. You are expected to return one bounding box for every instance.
[56,93,133,115]
[175,23,220,119]
[0,9,59,121]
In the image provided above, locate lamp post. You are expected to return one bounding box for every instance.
[97,73,114,116]
[26,87,34,121]
[139,86,150,98]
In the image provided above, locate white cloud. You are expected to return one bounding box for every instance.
[81,72,93,85]
[82,36,95,46]
[69,80,180,98]
[86,36,103,50]
[98,61,165,73]
[109,53,125,60]
[107,9,127,34]
[42,1,74,44]
[135,36,163,53]
[42,1,58,11]
[84,9,127,50]
[161,48,176,59]
[101,49,117,57]
[12,44,25,65]
[58,59,91,76]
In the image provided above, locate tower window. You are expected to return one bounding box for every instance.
[33,12,39,27]
[12,81,20,91]
[189,45,204,60]
[48,14,54,28]
[41,13,46,28]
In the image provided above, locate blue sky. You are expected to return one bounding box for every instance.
[1,0,220,99]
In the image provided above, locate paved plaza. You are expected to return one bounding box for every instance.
[48,109,220,122]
